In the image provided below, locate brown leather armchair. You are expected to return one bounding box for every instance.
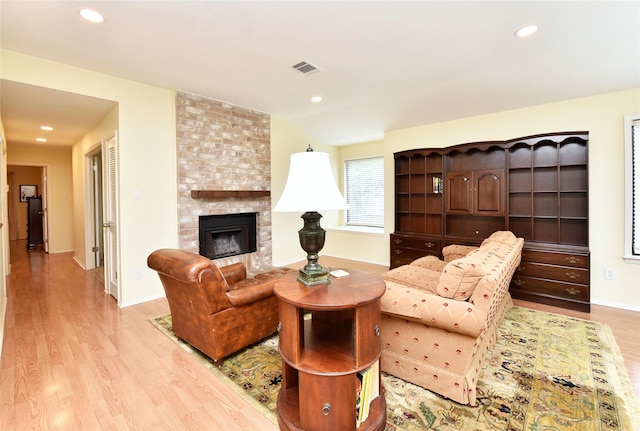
[147,248,290,361]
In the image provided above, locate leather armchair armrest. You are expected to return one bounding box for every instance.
[220,262,247,288]
[381,280,486,337]
[225,278,275,307]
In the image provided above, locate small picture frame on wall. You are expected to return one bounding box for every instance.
[20,185,37,202]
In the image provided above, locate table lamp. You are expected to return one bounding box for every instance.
[274,146,348,285]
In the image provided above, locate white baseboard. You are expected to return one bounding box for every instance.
[72,255,87,270]
[591,298,640,313]
[118,292,166,308]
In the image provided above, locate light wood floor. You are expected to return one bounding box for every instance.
[1,244,638,430]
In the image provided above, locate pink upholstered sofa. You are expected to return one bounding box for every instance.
[380,231,524,405]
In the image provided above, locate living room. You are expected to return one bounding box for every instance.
[0,2,639,428]
[1,60,638,311]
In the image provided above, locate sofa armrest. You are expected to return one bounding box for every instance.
[442,244,479,262]
[225,278,275,307]
[410,255,446,272]
[381,280,487,337]
[219,262,247,288]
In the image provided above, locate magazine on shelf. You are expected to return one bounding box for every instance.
[356,360,380,428]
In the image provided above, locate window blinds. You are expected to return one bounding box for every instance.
[345,157,384,227]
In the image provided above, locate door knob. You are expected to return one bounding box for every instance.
[103,222,112,228]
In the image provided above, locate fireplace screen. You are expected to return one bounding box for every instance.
[199,213,257,259]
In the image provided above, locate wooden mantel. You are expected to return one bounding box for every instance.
[191,190,271,199]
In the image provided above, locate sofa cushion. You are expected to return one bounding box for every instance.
[382,265,440,293]
[436,255,487,300]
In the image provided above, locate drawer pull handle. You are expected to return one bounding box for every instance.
[322,403,331,416]
[566,272,580,280]
[517,265,524,272]
[566,287,580,296]
[425,242,434,248]
[374,325,380,337]
[394,249,403,255]
[277,322,282,332]
[566,256,581,264]
[394,238,403,244]
[513,279,524,286]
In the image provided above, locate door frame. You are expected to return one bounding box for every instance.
[84,134,119,301]
[6,162,50,252]
[86,145,104,269]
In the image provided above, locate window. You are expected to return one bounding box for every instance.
[344,157,384,227]
[624,114,640,262]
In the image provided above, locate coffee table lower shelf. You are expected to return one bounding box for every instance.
[276,386,386,431]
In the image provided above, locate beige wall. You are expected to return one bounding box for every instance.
[383,89,640,311]
[322,140,388,265]
[72,106,118,270]
[7,147,73,252]
[1,49,177,307]
[270,116,343,266]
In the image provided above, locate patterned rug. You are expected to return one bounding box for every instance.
[150,306,639,430]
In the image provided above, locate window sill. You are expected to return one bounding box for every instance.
[623,255,640,265]
[327,225,385,236]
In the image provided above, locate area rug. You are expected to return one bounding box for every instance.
[150,306,639,430]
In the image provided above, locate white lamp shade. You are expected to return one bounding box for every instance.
[274,151,349,212]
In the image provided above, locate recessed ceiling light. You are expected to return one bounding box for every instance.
[36,138,47,142]
[311,96,323,103]
[79,8,105,23]
[41,126,53,131]
[515,25,538,37]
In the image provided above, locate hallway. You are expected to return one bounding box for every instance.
[0,240,278,430]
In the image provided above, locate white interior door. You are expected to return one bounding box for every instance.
[102,134,119,300]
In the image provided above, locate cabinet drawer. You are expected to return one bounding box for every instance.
[390,246,439,261]
[390,256,415,269]
[511,275,589,301]
[516,261,589,285]
[521,249,589,268]
[390,235,440,251]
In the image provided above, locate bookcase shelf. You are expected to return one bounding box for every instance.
[392,132,590,311]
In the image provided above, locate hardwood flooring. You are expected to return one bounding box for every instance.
[0,245,638,430]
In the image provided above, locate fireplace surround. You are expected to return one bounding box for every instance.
[199,213,257,260]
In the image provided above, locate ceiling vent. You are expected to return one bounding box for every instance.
[291,61,321,75]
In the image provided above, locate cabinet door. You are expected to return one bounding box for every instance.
[474,169,504,216]
[445,171,472,214]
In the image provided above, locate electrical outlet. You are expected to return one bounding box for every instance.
[604,267,616,280]
[134,267,143,279]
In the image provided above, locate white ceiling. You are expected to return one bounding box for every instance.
[1,1,639,148]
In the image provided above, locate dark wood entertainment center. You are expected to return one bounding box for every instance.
[391,132,590,312]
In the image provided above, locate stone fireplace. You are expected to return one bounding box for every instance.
[175,91,272,271]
